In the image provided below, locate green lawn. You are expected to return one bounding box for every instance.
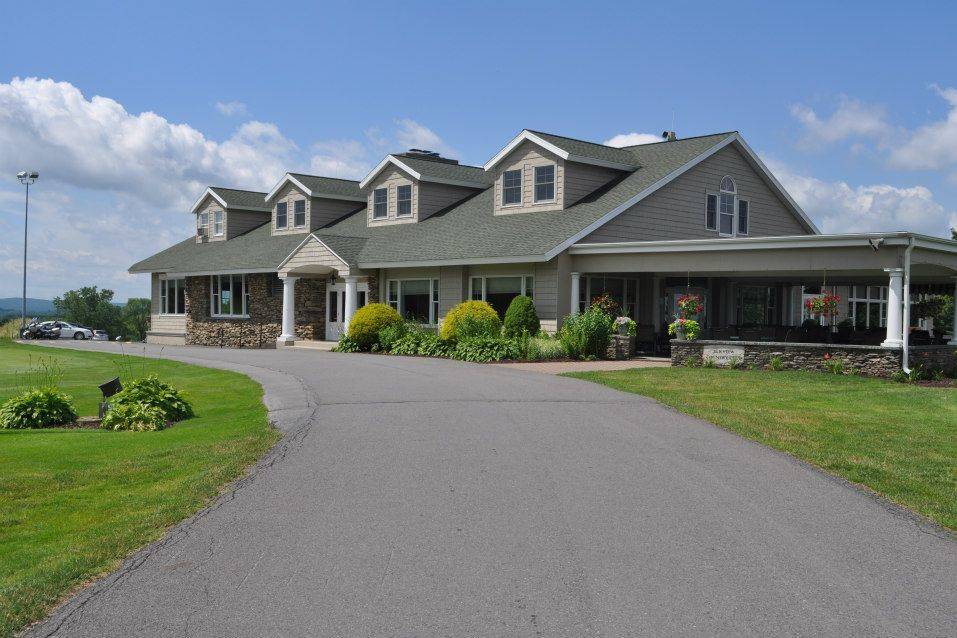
[0,342,279,637]
[566,368,957,531]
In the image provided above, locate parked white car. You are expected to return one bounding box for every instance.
[54,321,94,340]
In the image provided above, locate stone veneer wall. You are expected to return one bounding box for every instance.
[184,274,326,348]
[670,340,957,377]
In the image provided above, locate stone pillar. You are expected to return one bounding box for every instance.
[570,272,581,316]
[278,276,298,345]
[948,277,957,346]
[343,276,358,335]
[882,268,904,348]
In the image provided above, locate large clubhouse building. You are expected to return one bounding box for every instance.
[131,128,957,372]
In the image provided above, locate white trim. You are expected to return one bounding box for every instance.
[210,273,250,318]
[359,155,487,190]
[213,210,224,236]
[265,173,366,203]
[276,233,351,271]
[163,268,275,277]
[293,198,307,228]
[533,164,556,203]
[359,254,546,269]
[189,187,272,214]
[385,277,439,325]
[483,130,636,172]
[468,273,534,302]
[396,184,413,217]
[372,187,388,219]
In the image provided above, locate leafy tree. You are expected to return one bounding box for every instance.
[120,298,151,341]
[54,287,120,333]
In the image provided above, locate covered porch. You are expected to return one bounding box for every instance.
[568,233,957,369]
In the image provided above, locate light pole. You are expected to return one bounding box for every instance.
[16,171,39,331]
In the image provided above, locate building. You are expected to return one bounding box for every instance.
[130,129,957,373]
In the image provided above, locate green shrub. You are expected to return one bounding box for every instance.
[389,330,455,358]
[347,303,402,350]
[452,337,521,363]
[101,403,167,431]
[0,388,77,429]
[823,358,845,375]
[702,357,717,368]
[524,336,567,361]
[768,356,785,372]
[503,296,540,338]
[109,375,193,423]
[378,321,411,351]
[440,301,501,341]
[559,306,613,360]
[333,335,360,352]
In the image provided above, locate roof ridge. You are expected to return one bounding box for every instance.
[619,130,738,148]
[525,129,631,151]
[288,172,361,184]
[209,185,267,195]
[392,153,486,170]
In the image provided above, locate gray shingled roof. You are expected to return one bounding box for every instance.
[289,173,364,199]
[209,186,269,210]
[391,155,489,185]
[132,132,735,273]
[527,130,639,167]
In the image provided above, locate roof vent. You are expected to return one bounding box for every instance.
[661,130,677,142]
[402,148,459,165]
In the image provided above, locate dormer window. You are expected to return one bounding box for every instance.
[294,199,306,227]
[198,212,207,231]
[396,185,412,217]
[373,188,388,219]
[534,165,555,202]
[276,202,288,228]
[502,169,522,206]
[213,210,224,236]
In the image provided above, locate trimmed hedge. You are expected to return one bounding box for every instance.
[439,301,501,341]
[503,295,540,338]
[347,303,402,350]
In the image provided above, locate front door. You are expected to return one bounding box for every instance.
[325,283,368,340]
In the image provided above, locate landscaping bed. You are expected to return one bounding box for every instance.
[566,367,957,531]
[0,341,278,636]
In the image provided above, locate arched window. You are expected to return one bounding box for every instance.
[720,176,736,193]
[706,176,750,236]
[717,177,736,235]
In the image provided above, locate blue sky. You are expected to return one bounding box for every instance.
[1,0,956,300]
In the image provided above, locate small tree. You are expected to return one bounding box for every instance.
[503,295,540,338]
[121,298,151,341]
[54,286,121,334]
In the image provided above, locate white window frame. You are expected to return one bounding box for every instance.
[210,274,250,318]
[159,277,186,315]
[533,164,556,203]
[293,199,306,228]
[276,202,288,229]
[373,188,388,219]
[386,278,438,325]
[849,285,887,329]
[708,176,748,237]
[213,210,224,236]
[197,212,208,235]
[396,184,413,217]
[502,168,523,206]
[468,275,534,302]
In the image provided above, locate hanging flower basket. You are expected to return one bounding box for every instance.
[676,293,703,319]
[804,293,841,321]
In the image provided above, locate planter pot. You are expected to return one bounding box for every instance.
[616,324,630,336]
[674,327,686,341]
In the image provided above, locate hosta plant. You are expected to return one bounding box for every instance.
[0,388,77,429]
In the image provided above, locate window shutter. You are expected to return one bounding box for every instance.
[738,200,749,234]
[706,194,717,230]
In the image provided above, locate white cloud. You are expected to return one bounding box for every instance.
[309,139,373,179]
[0,78,297,208]
[887,85,957,172]
[394,118,457,157]
[789,96,892,148]
[215,100,248,117]
[767,158,957,237]
[603,132,661,147]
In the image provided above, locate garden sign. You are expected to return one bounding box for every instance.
[702,345,745,367]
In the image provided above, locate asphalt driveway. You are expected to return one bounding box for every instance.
[24,342,957,637]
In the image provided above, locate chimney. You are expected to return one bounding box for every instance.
[661,130,677,142]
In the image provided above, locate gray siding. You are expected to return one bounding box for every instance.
[311,197,363,230]
[418,182,477,220]
[194,195,267,241]
[464,261,558,324]
[582,145,810,243]
[563,162,623,206]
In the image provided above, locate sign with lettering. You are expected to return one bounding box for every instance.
[702,345,745,367]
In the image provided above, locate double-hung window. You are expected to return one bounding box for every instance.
[213,210,224,236]
[160,278,185,314]
[737,200,749,235]
[210,274,249,317]
[373,188,388,219]
[387,279,437,324]
[534,165,555,202]
[469,275,534,318]
[502,169,522,206]
[276,202,288,229]
[709,176,748,237]
[396,185,412,217]
[197,212,208,236]
[293,200,306,227]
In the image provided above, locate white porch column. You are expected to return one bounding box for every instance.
[277,276,298,345]
[882,268,904,348]
[570,272,581,316]
[948,277,957,345]
[343,276,358,335]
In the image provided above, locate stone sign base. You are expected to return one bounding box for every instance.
[671,340,956,378]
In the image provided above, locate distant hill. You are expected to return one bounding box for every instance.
[0,297,56,316]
